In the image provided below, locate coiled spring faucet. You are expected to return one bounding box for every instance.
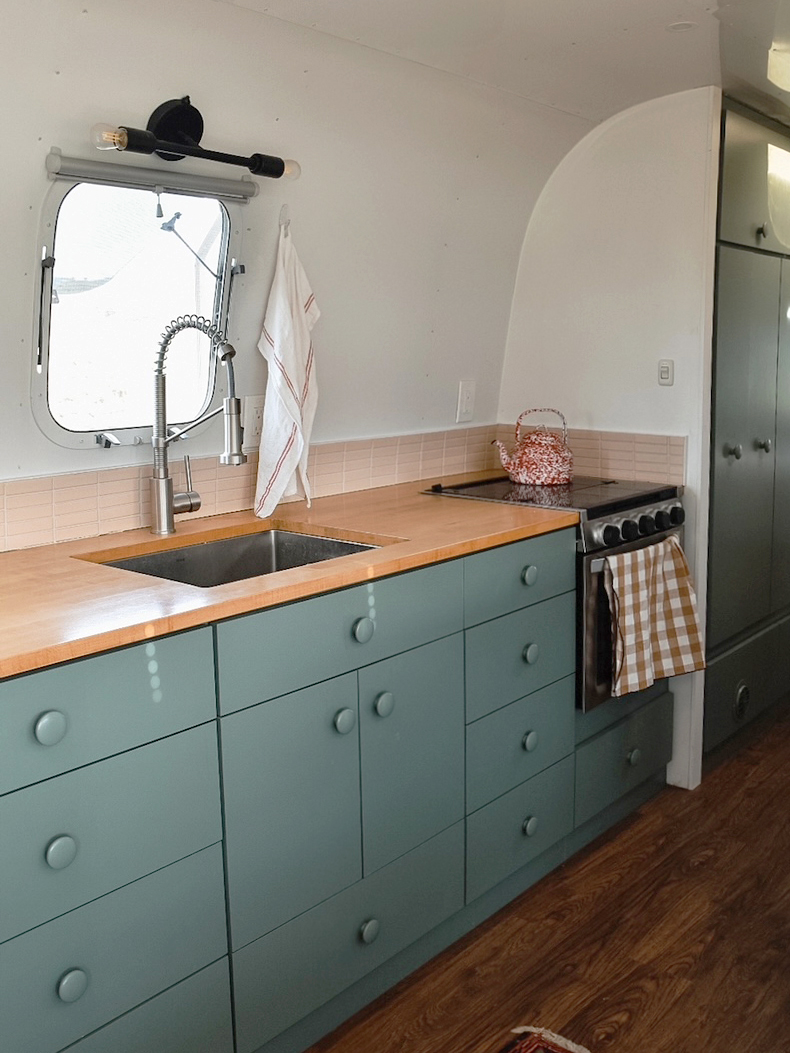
[151,315,247,535]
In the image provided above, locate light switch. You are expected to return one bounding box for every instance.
[658,359,674,386]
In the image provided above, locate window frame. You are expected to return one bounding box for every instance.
[31,151,254,450]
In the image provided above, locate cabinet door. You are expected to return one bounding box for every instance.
[719,108,790,253]
[708,245,779,648]
[773,261,790,612]
[221,674,362,949]
[358,635,465,874]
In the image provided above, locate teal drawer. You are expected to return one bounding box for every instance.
[466,675,575,814]
[0,844,227,1053]
[465,591,576,722]
[463,528,576,627]
[575,691,674,827]
[465,755,574,902]
[359,635,465,874]
[222,674,362,949]
[233,822,464,1053]
[0,627,216,795]
[59,959,233,1053]
[575,680,668,745]
[1,723,222,943]
[215,560,464,714]
[703,622,787,753]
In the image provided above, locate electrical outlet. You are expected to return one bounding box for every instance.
[242,395,264,450]
[456,380,476,423]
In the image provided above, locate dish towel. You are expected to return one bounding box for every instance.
[603,535,705,697]
[254,224,320,519]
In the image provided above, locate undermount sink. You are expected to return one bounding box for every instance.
[105,530,377,588]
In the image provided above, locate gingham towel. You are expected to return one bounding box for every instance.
[254,224,320,519]
[603,535,705,697]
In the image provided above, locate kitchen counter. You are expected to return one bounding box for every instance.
[0,475,578,678]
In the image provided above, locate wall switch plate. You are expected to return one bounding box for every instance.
[658,359,674,386]
[242,395,265,451]
[456,380,476,423]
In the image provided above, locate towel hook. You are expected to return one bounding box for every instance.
[279,204,290,234]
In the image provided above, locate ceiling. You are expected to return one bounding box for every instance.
[213,0,790,126]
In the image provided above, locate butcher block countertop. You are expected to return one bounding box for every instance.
[0,475,579,679]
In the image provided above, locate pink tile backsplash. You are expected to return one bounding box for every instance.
[0,427,686,551]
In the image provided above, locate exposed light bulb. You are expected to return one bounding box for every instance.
[282,159,301,180]
[90,123,129,151]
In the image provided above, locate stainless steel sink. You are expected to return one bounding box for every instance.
[105,530,377,588]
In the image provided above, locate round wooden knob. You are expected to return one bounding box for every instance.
[333,708,356,735]
[521,565,539,586]
[359,918,380,944]
[374,692,395,718]
[34,710,68,747]
[57,968,89,1003]
[522,643,539,665]
[352,617,375,644]
[522,816,539,837]
[627,748,642,767]
[45,835,78,871]
[522,730,539,753]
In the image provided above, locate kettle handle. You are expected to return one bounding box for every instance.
[515,408,568,444]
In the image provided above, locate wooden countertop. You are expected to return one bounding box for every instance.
[0,475,578,679]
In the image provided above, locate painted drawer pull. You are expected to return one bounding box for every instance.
[522,643,540,665]
[45,835,78,871]
[521,564,539,587]
[522,730,539,753]
[723,442,743,460]
[33,710,68,747]
[352,617,375,644]
[359,918,380,944]
[522,815,539,837]
[333,708,357,735]
[374,691,395,718]
[627,747,642,767]
[57,968,89,1003]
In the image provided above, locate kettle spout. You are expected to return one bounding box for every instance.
[492,439,513,473]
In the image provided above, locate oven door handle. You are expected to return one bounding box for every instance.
[590,557,606,574]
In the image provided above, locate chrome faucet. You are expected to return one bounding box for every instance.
[151,314,247,535]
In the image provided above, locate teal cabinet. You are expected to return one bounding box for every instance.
[233,822,465,1053]
[1,845,228,1053]
[0,627,216,795]
[359,635,465,874]
[221,674,362,949]
[215,560,464,714]
[0,722,222,943]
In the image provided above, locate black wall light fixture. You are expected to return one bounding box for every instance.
[91,96,300,180]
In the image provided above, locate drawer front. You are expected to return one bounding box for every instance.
[222,674,362,949]
[359,635,465,875]
[575,691,674,827]
[466,756,574,902]
[0,844,227,1053]
[1,723,222,943]
[463,528,576,626]
[0,627,216,795]
[216,560,464,714]
[61,959,233,1053]
[233,821,464,1053]
[575,679,668,745]
[466,675,575,814]
[465,591,576,722]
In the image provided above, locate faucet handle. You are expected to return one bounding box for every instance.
[172,455,201,516]
[183,454,193,492]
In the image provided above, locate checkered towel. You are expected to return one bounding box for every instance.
[603,534,705,697]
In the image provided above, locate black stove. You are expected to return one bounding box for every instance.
[427,475,684,553]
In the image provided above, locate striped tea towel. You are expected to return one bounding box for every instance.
[603,535,705,697]
[508,1027,591,1053]
[254,224,320,519]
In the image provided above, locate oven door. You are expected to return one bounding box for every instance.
[579,527,684,711]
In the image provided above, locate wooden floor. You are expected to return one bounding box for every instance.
[307,704,790,1053]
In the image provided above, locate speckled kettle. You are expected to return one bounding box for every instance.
[493,408,573,486]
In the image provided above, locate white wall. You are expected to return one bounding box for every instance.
[499,86,722,788]
[1,0,592,480]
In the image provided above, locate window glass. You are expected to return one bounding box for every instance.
[46,183,229,432]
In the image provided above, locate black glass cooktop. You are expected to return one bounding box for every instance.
[427,476,679,520]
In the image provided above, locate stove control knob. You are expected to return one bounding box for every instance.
[601,524,621,547]
[654,509,671,532]
[621,519,639,542]
[670,505,685,526]
[638,514,657,536]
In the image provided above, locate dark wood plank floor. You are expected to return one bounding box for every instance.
[307,703,790,1053]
